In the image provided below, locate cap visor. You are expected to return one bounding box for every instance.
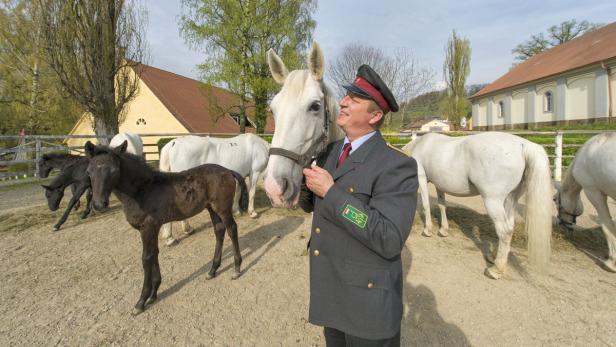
[343,84,373,100]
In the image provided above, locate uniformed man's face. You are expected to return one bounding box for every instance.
[337,92,383,141]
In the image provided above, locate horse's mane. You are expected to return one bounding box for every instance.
[42,152,82,161]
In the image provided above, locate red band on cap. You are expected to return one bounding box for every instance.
[353,77,390,113]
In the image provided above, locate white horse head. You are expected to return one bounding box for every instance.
[264,42,343,208]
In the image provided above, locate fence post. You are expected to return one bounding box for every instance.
[35,137,41,178]
[554,131,563,182]
[411,132,417,142]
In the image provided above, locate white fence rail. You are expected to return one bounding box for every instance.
[0,130,611,181]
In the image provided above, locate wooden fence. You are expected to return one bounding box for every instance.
[0,130,610,182]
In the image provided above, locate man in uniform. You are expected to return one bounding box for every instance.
[302,65,419,346]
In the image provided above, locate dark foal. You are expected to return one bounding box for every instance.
[85,140,248,314]
[39,153,89,211]
[40,155,92,231]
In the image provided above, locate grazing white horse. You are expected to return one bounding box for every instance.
[555,132,616,272]
[159,133,269,245]
[402,132,553,279]
[264,42,344,207]
[110,132,143,157]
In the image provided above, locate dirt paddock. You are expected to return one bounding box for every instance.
[1,182,615,346]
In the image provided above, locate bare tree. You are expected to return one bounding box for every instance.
[512,19,603,62]
[328,42,434,129]
[36,0,148,143]
[442,29,471,125]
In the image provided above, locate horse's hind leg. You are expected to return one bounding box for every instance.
[222,213,242,279]
[436,189,449,237]
[417,163,433,237]
[161,223,178,246]
[70,184,81,211]
[248,171,260,218]
[54,186,85,231]
[206,208,226,279]
[81,187,93,219]
[483,197,514,279]
[584,189,616,272]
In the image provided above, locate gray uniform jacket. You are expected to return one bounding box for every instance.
[306,131,418,340]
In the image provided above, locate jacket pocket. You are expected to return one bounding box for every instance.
[342,260,391,291]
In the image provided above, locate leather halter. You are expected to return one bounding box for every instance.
[268,82,331,168]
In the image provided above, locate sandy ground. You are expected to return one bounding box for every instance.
[1,182,615,346]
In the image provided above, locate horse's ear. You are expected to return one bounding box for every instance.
[114,140,128,154]
[267,48,288,84]
[85,141,96,158]
[308,41,325,81]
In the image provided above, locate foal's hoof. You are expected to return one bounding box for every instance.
[231,271,242,280]
[484,266,503,280]
[165,238,178,247]
[146,296,157,306]
[437,229,449,237]
[603,260,616,273]
[52,225,61,231]
[422,229,433,237]
[205,272,216,280]
[249,211,258,218]
[131,307,144,316]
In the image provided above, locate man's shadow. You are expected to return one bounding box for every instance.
[156,215,305,302]
[401,246,470,346]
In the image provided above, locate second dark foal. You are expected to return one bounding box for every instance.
[85,140,248,314]
[40,154,92,230]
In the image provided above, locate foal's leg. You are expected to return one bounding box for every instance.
[584,189,616,272]
[221,212,242,279]
[483,197,514,280]
[80,187,93,219]
[70,184,81,211]
[436,189,449,237]
[134,226,160,314]
[54,185,86,231]
[248,171,259,218]
[417,164,433,237]
[206,208,226,280]
[160,223,178,246]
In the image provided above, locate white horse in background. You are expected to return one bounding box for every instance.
[264,42,344,207]
[555,132,616,272]
[402,132,553,279]
[110,132,143,157]
[159,133,270,245]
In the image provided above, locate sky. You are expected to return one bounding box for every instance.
[145,0,616,91]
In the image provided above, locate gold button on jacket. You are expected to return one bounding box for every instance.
[313,250,320,256]
[315,227,321,234]
[367,282,374,289]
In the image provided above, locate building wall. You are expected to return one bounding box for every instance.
[491,94,506,127]
[534,82,557,123]
[67,70,189,159]
[566,73,595,120]
[510,89,526,125]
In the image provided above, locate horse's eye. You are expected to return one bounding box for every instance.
[309,102,320,112]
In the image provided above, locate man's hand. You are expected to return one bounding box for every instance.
[303,165,334,198]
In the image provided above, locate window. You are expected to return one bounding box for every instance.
[544,91,553,112]
[136,117,146,125]
[498,101,504,118]
[229,112,256,128]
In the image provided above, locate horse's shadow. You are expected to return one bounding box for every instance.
[156,215,305,303]
[555,222,610,270]
[420,195,527,277]
[401,246,470,346]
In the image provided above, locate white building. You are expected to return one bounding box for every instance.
[471,22,616,130]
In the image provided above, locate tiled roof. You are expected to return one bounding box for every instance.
[472,22,616,99]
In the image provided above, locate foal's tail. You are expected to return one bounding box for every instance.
[159,140,173,172]
[522,142,553,272]
[231,170,249,212]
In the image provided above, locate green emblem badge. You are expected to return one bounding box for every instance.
[342,204,368,229]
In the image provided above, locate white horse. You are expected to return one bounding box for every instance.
[402,132,553,279]
[159,133,269,245]
[110,132,143,157]
[555,132,616,272]
[264,42,344,207]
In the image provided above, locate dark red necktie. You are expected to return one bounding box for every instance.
[337,143,352,168]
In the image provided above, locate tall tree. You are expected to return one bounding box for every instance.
[328,42,434,130]
[442,30,471,125]
[36,0,148,144]
[180,0,316,133]
[0,0,81,136]
[512,19,603,62]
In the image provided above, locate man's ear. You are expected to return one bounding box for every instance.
[85,141,97,158]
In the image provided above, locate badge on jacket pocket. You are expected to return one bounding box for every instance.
[342,204,367,229]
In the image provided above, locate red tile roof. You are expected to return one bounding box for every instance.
[135,63,274,133]
[472,22,616,99]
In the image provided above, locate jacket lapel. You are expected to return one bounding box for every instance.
[325,141,342,175]
[332,132,384,181]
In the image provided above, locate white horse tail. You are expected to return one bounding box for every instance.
[159,140,174,172]
[522,142,552,271]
